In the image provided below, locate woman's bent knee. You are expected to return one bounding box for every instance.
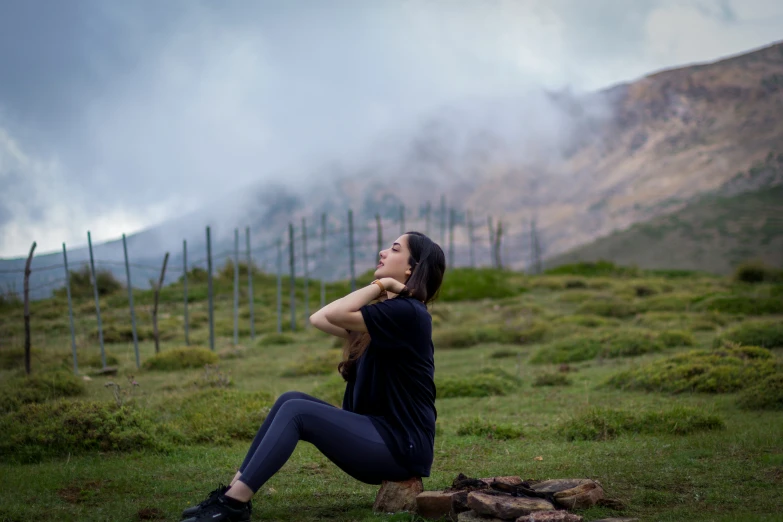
[274,391,311,405]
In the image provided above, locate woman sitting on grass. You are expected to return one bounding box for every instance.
[180,232,445,522]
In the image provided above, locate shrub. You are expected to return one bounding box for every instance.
[733,261,783,284]
[636,293,695,312]
[489,349,521,359]
[533,373,571,387]
[142,347,218,371]
[606,345,776,394]
[557,406,724,441]
[312,375,346,406]
[258,333,295,346]
[576,298,637,318]
[736,374,783,411]
[564,279,588,289]
[553,315,614,328]
[433,323,546,349]
[0,400,165,463]
[0,371,85,414]
[54,264,123,299]
[280,350,341,377]
[438,269,525,302]
[64,352,120,368]
[658,330,695,347]
[436,369,518,399]
[694,295,783,315]
[717,320,783,349]
[160,389,272,445]
[530,329,664,364]
[545,261,640,278]
[457,418,524,440]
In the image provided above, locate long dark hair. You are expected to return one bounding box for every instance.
[339,231,445,380]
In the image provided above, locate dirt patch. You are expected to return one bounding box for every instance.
[136,507,165,520]
[57,480,107,504]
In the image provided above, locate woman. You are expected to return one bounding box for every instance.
[180,231,446,522]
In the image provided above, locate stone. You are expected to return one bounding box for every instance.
[457,510,506,522]
[516,511,584,522]
[468,491,555,520]
[416,491,458,520]
[480,476,524,487]
[372,477,423,513]
[451,490,474,515]
[530,479,604,510]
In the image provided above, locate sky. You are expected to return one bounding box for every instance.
[1,0,781,258]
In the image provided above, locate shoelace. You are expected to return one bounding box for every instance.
[199,484,228,508]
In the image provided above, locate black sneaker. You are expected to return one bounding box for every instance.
[181,484,229,519]
[181,495,251,522]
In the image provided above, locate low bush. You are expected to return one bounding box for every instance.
[160,389,272,445]
[532,373,571,387]
[694,295,783,315]
[456,418,524,440]
[736,374,783,411]
[489,348,521,359]
[557,406,724,441]
[733,261,783,284]
[657,330,695,347]
[545,261,640,278]
[0,371,85,414]
[436,368,519,399]
[53,264,123,299]
[280,350,342,377]
[552,314,615,328]
[258,333,296,346]
[64,352,120,368]
[142,347,218,371]
[606,345,776,394]
[433,322,547,349]
[0,400,165,463]
[530,329,664,364]
[438,269,526,302]
[635,293,695,312]
[716,320,783,349]
[576,297,637,318]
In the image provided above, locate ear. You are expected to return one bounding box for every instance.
[405,268,412,275]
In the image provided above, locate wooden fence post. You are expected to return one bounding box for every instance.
[152,252,169,354]
[87,231,106,368]
[62,243,78,375]
[122,234,140,367]
[23,241,37,375]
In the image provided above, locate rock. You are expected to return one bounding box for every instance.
[90,366,118,376]
[416,491,458,520]
[530,479,604,510]
[480,476,524,486]
[457,510,506,522]
[468,491,555,520]
[373,477,423,513]
[516,511,584,522]
[451,490,472,515]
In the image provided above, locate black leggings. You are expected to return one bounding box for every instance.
[237,391,411,492]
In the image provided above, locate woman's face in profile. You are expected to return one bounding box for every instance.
[375,234,412,283]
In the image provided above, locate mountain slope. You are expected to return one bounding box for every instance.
[546,182,783,275]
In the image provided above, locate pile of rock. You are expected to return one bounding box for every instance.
[373,474,636,522]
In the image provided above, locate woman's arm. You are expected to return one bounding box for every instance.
[309,295,353,338]
[324,278,404,332]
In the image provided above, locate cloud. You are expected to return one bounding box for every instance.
[0,0,781,258]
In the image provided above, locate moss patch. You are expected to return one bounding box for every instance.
[736,374,783,411]
[280,350,341,377]
[606,345,777,394]
[717,320,783,349]
[0,371,85,414]
[530,329,666,364]
[142,347,218,371]
[557,406,725,441]
[456,418,524,440]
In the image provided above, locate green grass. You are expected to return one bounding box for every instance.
[1,268,782,521]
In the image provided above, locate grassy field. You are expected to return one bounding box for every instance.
[1,265,782,522]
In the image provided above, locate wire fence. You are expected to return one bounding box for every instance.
[0,200,546,375]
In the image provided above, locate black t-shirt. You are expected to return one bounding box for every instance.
[341,296,437,477]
